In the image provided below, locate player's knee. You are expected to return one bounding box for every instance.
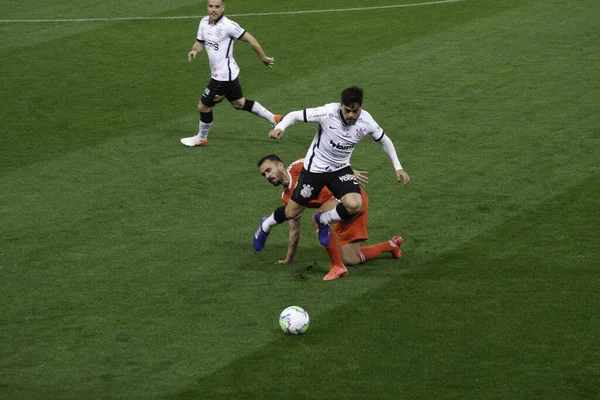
[342,253,361,266]
[231,98,245,109]
[198,103,211,113]
[344,198,362,215]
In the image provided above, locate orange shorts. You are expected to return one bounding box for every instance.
[333,189,369,246]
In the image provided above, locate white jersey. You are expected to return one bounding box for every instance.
[302,103,385,173]
[196,15,246,81]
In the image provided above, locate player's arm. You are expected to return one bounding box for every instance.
[239,32,274,69]
[188,40,205,63]
[268,110,305,140]
[277,217,301,264]
[377,134,411,185]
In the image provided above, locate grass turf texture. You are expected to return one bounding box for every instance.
[1,0,599,398]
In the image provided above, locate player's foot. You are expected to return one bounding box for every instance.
[180,137,208,147]
[273,114,283,126]
[253,217,269,251]
[323,264,348,281]
[391,236,404,259]
[313,212,330,246]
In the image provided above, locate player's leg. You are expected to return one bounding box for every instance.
[308,201,347,279]
[322,228,348,281]
[317,168,362,225]
[359,236,404,261]
[335,195,368,265]
[228,78,282,125]
[337,189,404,262]
[181,80,222,146]
[254,200,306,251]
[340,242,363,266]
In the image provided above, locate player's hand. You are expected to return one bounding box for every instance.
[262,56,275,69]
[188,50,197,63]
[269,129,284,140]
[396,169,411,185]
[354,170,369,187]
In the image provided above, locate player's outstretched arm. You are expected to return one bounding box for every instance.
[268,110,305,140]
[277,217,301,264]
[378,135,410,185]
[239,32,274,69]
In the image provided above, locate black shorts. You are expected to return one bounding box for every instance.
[200,78,244,107]
[291,166,361,207]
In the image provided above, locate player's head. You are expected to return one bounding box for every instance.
[207,0,225,23]
[257,154,287,186]
[340,86,364,124]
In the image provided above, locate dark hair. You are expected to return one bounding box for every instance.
[257,154,282,167]
[341,86,364,106]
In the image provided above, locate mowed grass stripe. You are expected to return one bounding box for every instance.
[170,174,600,399]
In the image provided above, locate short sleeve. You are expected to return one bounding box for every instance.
[303,106,329,123]
[371,123,385,141]
[196,21,204,41]
[226,20,246,39]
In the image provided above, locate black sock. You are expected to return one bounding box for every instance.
[336,203,353,221]
[274,206,288,223]
[200,111,213,123]
[243,99,255,112]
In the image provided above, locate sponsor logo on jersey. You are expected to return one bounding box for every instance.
[300,184,314,198]
[205,40,219,51]
[329,140,354,151]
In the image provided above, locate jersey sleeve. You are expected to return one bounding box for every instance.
[196,23,203,41]
[303,105,329,124]
[226,20,246,39]
[369,121,385,141]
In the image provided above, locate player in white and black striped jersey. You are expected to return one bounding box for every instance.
[254,87,410,258]
[180,0,282,147]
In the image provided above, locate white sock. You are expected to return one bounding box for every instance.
[319,208,342,224]
[197,121,212,141]
[250,101,275,123]
[261,214,279,233]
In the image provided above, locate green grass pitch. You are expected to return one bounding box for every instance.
[1,0,599,398]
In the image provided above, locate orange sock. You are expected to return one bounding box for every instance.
[323,228,344,266]
[359,240,395,263]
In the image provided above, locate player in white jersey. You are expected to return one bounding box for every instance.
[254,87,410,260]
[180,0,282,147]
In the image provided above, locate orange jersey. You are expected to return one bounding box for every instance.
[282,159,335,208]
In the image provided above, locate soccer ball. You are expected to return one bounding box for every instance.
[279,306,310,335]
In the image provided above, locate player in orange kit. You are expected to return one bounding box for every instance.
[256,154,403,280]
